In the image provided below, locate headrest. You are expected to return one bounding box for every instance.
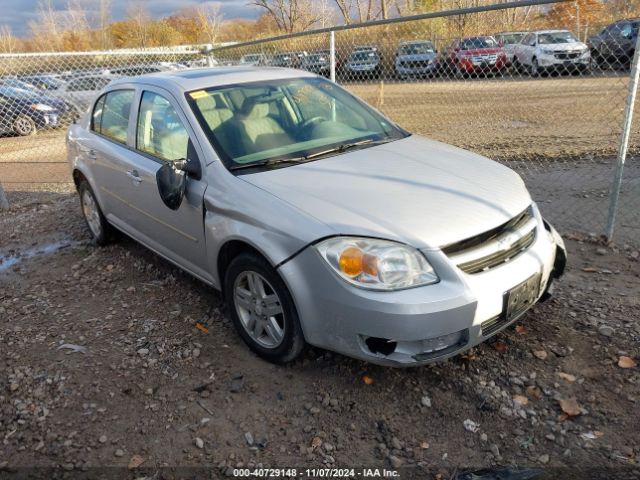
[213,95,227,109]
[241,96,270,119]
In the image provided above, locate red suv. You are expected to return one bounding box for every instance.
[440,36,508,77]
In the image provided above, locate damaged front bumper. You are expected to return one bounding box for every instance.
[278,213,566,367]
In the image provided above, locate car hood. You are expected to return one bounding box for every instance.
[460,48,503,55]
[241,135,532,249]
[539,42,587,51]
[397,53,436,61]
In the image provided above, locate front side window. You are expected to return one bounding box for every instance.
[91,89,133,144]
[136,91,190,162]
[187,76,407,171]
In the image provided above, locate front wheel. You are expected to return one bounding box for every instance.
[13,115,37,136]
[530,58,539,77]
[224,253,305,364]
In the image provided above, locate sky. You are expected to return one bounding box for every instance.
[3,0,263,37]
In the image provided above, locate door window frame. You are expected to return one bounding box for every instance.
[89,88,135,146]
[129,86,205,171]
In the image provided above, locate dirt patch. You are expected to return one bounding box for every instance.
[1,193,639,477]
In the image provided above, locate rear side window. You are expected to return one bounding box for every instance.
[91,89,134,144]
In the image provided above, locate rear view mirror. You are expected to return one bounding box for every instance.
[156,162,186,210]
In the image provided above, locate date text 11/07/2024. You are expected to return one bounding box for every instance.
[232,468,400,478]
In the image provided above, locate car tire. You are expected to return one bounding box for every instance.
[78,180,114,246]
[224,252,305,364]
[530,58,539,77]
[13,115,37,136]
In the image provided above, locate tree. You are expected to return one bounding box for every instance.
[548,0,604,40]
[29,0,65,51]
[196,4,224,45]
[98,0,112,49]
[0,25,19,53]
[251,0,322,33]
[128,3,151,48]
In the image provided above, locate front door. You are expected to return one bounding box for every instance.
[119,88,210,282]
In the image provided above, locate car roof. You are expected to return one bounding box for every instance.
[532,29,573,34]
[108,67,315,94]
[400,40,433,44]
[494,31,528,35]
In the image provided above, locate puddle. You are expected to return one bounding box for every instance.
[0,240,85,273]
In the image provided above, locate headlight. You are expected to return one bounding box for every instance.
[31,103,54,112]
[316,237,439,291]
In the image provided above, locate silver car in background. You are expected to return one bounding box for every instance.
[67,67,566,366]
[394,40,438,79]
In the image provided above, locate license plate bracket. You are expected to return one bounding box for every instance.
[503,273,541,321]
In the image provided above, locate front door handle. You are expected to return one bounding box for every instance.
[126,170,142,184]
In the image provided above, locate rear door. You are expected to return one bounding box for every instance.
[82,89,136,224]
[120,87,210,281]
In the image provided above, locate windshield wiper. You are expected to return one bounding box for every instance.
[228,138,393,172]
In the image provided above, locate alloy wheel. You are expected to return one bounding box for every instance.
[81,189,102,239]
[233,271,285,349]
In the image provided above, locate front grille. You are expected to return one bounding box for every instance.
[481,314,507,337]
[555,52,580,60]
[470,54,498,64]
[400,60,432,68]
[442,207,537,274]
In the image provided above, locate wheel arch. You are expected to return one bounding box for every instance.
[217,239,274,294]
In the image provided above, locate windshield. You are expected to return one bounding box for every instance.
[350,50,378,61]
[496,33,525,45]
[187,77,407,170]
[241,55,262,63]
[538,31,578,44]
[400,42,435,55]
[460,37,498,50]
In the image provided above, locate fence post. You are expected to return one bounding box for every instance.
[606,34,640,241]
[330,30,336,83]
[0,182,8,211]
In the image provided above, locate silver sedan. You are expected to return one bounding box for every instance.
[66,67,566,366]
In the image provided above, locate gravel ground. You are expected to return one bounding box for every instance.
[0,191,639,479]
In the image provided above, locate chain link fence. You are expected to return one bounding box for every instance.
[0,0,638,244]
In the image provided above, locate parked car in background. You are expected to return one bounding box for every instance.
[589,19,639,69]
[53,75,116,112]
[513,30,590,76]
[494,31,528,66]
[301,50,331,76]
[344,46,382,80]
[440,36,507,78]
[67,67,566,366]
[240,53,268,66]
[271,51,307,68]
[0,86,72,135]
[0,78,40,92]
[19,75,66,92]
[394,40,438,79]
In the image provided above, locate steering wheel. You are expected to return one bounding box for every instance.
[299,116,326,134]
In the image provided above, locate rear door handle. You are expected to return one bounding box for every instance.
[126,170,142,183]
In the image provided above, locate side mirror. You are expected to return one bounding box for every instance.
[156,162,186,211]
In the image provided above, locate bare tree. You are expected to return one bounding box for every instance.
[196,3,224,45]
[98,0,111,49]
[251,0,322,33]
[29,0,65,51]
[332,0,386,24]
[0,25,19,53]
[128,2,150,48]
